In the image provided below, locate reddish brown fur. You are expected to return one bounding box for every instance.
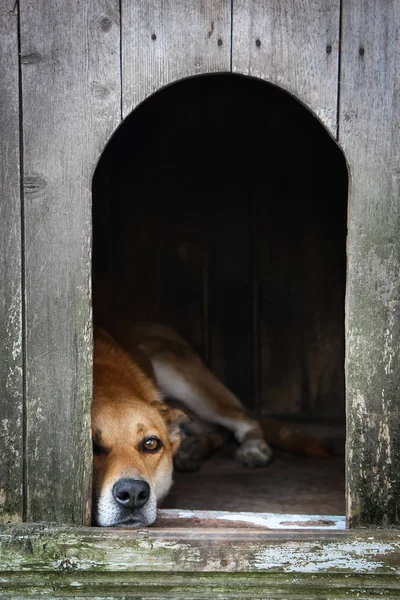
[91,328,187,526]
[91,278,330,526]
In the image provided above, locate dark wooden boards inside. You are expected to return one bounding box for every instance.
[93,74,348,419]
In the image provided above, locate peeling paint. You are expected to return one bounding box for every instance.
[157,509,345,530]
[383,326,394,375]
[0,513,22,525]
[377,420,392,467]
[0,525,399,583]
[252,540,400,573]
[4,289,23,398]
[5,289,22,364]
[1,418,21,460]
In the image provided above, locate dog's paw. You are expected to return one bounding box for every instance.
[174,437,204,472]
[236,439,273,468]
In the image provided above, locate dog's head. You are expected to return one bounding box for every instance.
[91,396,187,527]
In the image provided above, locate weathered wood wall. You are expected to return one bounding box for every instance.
[0,524,400,598]
[122,0,231,117]
[1,0,399,529]
[232,0,340,136]
[340,1,400,527]
[17,0,121,524]
[0,1,23,524]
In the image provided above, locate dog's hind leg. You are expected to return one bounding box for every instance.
[150,350,273,468]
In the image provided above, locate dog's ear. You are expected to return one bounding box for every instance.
[155,403,191,454]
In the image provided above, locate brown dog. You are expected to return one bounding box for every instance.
[91,321,273,527]
[92,328,189,527]
[92,319,330,527]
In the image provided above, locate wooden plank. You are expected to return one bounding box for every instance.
[187,76,254,405]
[157,509,346,530]
[209,193,254,409]
[0,1,23,524]
[1,580,400,600]
[0,525,400,599]
[122,0,231,116]
[160,232,208,356]
[2,574,400,600]
[93,100,164,320]
[251,83,347,418]
[340,2,400,528]
[19,0,121,524]
[254,178,304,417]
[232,0,340,136]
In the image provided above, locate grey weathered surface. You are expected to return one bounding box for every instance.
[0,1,23,524]
[156,508,345,529]
[19,0,121,524]
[0,524,399,598]
[122,0,231,116]
[232,0,340,136]
[340,2,400,528]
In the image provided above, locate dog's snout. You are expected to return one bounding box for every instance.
[112,478,150,510]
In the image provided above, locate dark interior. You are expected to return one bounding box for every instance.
[92,73,348,516]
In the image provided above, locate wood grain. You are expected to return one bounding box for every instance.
[232,0,340,136]
[208,195,254,409]
[0,0,23,524]
[250,85,347,418]
[0,524,399,598]
[19,0,121,524]
[340,1,400,527]
[122,0,231,116]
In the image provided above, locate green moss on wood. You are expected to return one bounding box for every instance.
[0,525,399,596]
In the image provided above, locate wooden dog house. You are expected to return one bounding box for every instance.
[1,1,399,597]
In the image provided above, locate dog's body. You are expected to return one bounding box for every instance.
[92,313,331,527]
[92,321,273,527]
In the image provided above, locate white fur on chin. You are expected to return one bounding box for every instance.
[94,487,157,527]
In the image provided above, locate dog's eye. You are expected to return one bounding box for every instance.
[142,437,162,453]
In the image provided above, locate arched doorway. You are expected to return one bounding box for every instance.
[93,73,348,515]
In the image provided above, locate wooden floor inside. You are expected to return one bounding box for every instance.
[163,444,345,516]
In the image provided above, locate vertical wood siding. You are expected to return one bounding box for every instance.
[121,0,231,117]
[340,0,400,527]
[232,0,341,136]
[0,0,23,524]
[19,0,121,524]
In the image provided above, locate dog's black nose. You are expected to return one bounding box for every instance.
[112,478,150,510]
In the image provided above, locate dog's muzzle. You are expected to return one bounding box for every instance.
[93,477,157,527]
